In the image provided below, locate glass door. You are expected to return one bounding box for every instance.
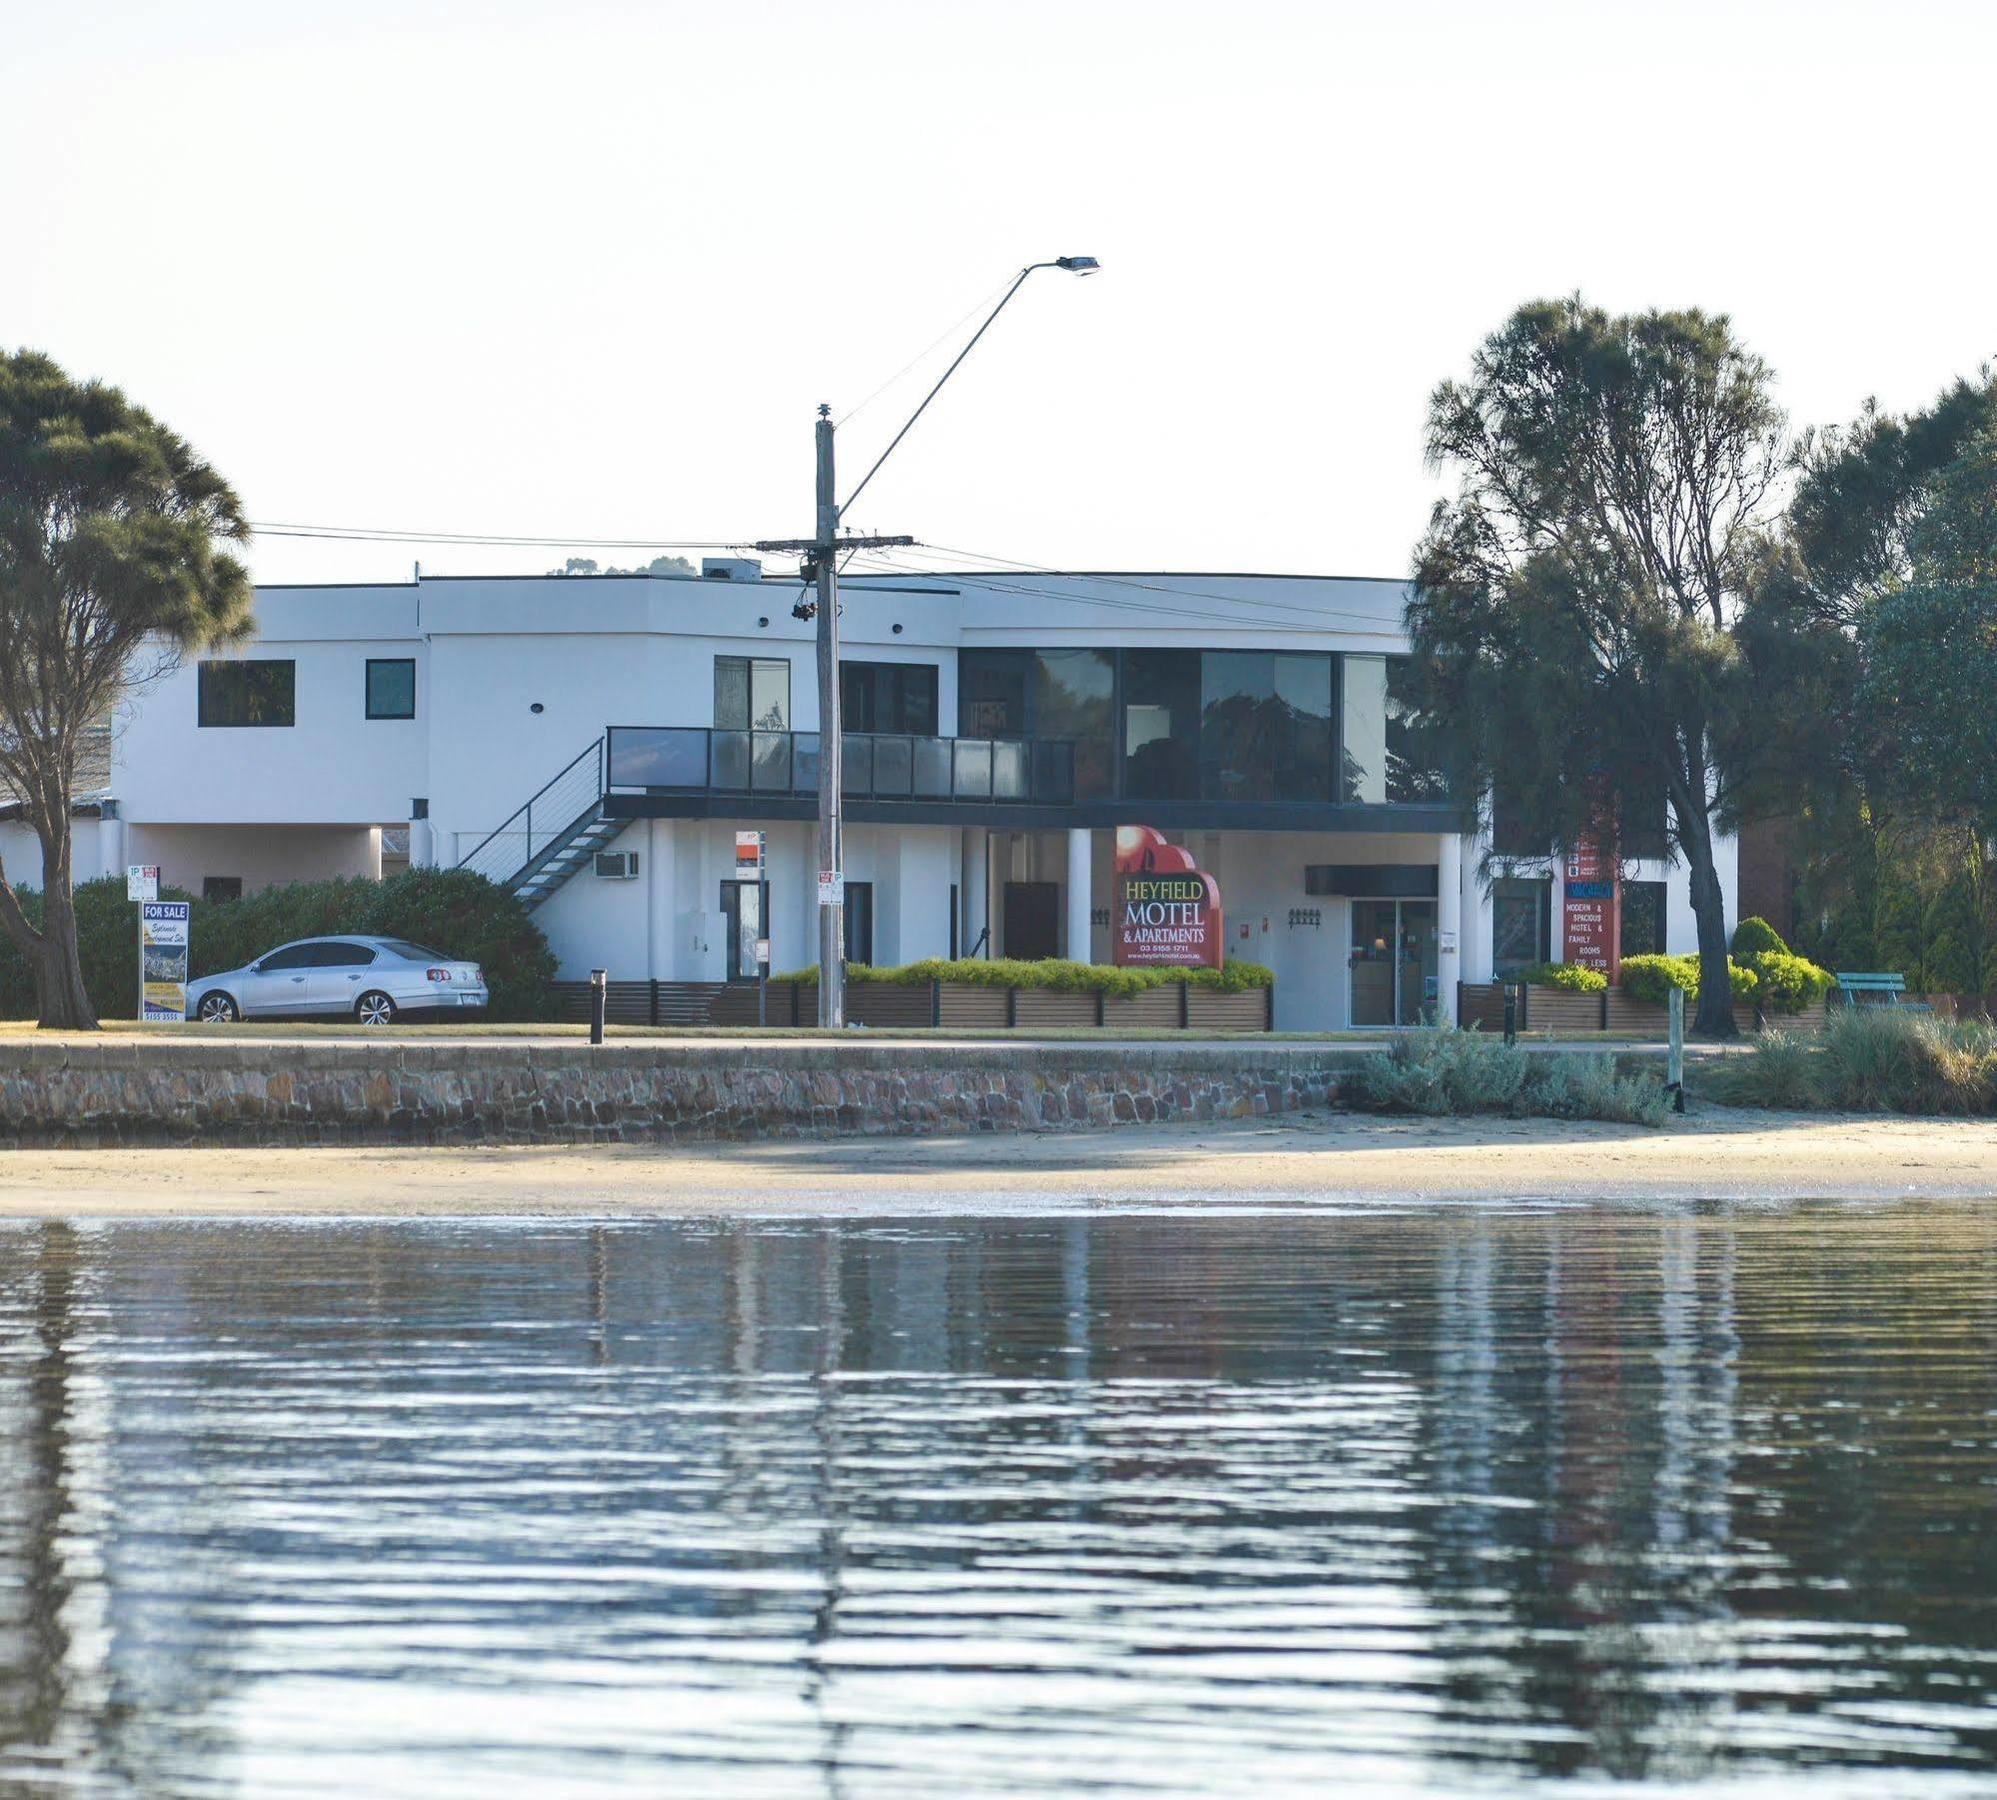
[1349,899,1439,1027]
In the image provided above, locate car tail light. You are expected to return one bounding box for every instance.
[426,967,452,982]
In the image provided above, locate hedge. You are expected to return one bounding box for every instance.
[1730,915,1787,960]
[0,867,557,1022]
[769,956,1275,999]
[1512,960,1607,994]
[1620,952,1758,1005]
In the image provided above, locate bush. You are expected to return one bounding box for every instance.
[0,867,557,1022]
[1620,952,1757,1005]
[1730,915,1789,959]
[1356,1023,1669,1126]
[770,956,1275,998]
[1705,1007,1997,1115]
[1514,960,1607,993]
[1750,948,1835,1015]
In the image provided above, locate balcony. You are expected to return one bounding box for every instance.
[607,726,1077,806]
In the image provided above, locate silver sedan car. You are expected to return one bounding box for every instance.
[185,936,489,1024]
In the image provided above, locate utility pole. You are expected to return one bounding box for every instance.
[756,409,911,1028]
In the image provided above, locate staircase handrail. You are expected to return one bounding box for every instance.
[458,735,606,886]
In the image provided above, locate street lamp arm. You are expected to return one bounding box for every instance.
[837,260,1071,522]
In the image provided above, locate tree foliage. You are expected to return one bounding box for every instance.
[1407,297,1791,1034]
[0,350,252,1026]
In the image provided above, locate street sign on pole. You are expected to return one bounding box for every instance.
[816,870,844,908]
[126,864,159,903]
[735,830,765,873]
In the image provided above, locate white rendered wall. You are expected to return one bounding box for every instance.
[126,824,382,896]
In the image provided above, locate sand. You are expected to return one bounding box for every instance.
[2,1108,1995,1216]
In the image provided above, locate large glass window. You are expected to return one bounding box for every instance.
[1385,656,1450,803]
[1123,649,1201,800]
[714,657,790,730]
[1341,654,1387,802]
[198,660,295,728]
[958,648,1114,799]
[958,650,1029,737]
[841,661,938,735]
[1621,880,1667,957]
[1198,651,1334,802]
[1492,877,1552,975]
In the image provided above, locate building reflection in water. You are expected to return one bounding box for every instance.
[0,1206,1993,1795]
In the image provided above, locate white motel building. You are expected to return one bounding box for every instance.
[9,561,1737,1031]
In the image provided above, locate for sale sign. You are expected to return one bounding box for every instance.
[1562,837,1621,978]
[139,901,192,1023]
[1112,825,1224,970]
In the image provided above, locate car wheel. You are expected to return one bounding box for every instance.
[355,990,397,1027]
[196,992,239,1024]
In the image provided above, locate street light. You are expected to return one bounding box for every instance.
[759,255,1101,1029]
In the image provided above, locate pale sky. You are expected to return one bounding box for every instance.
[7,0,1992,589]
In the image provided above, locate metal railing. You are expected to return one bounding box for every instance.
[458,736,606,884]
[605,726,1077,805]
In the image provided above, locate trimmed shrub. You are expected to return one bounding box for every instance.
[1750,949,1835,1014]
[1,868,556,1022]
[1356,1024,1669,1126]
[771,956,1275,998]
[1730,915,1789,959]
[1514,960,1607,993]
[1620,952,1757,1005]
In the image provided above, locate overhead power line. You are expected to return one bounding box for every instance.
[248,520,740,550]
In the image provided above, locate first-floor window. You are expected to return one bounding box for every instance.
[1621,880,1668,958]
[1492,877,1551,974]
[366,658,416,720]
[199,659,295,727]
[843,882,874,966]
[720,880,767,981]
[715,657,790,731]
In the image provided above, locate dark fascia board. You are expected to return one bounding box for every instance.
[604,793,1472,835]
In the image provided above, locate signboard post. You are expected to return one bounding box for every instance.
[1561,837,1621,980]
[139,900,191,1023]
[1110,826,1224,972]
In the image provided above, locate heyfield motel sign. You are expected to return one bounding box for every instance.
[1562,836,1621,980]
[1112,826,1224,971]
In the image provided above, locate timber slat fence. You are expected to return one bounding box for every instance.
[1459,982,1827,1037]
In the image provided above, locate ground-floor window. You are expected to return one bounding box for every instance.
[719,879,767,981]
[843,881,874,966]
[1492,877,1551,974]
[1002,881,1060,961]
[203,876,243,903]
[1621,880,1667,958]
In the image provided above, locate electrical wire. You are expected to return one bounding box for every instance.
[833,273,1020,429]
[248,521,737,550]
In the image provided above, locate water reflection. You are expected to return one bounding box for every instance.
[1,1206,1994,1796]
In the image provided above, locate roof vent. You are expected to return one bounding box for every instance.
[701,557,763,583]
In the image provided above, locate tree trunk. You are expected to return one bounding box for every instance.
[1681,819,1736,1039]
[34,880,98,1030]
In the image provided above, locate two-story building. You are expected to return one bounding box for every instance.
[77,560,1736,1030]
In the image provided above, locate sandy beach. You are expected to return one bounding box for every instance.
[4,1108,1995,1215]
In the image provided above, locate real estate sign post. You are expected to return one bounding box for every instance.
[139,900,191,1023]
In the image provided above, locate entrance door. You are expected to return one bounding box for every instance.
[720,880,767,981]
[1349,899,1439,1027]
[1002,881,1060,961]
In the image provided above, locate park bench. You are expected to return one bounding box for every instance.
[1833,972,1928,1011]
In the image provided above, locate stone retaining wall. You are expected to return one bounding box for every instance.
[0,1040,1370,1147]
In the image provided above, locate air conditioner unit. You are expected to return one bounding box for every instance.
[594,851,640,880]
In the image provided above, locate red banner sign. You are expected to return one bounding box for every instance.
[1112,826,1224,970]
[1562,837,1621,978]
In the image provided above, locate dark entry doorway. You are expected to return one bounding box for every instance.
[1002,881,1060,961]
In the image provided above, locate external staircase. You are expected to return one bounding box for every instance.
[457,735,622,912]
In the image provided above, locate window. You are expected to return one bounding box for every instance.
[719,880,767,981]
[843,881,874,965]
[1492,877,1552,975]
[1341,654,1387,802]
[201,876,242,903]
[257,942,320,972]
[1198,650,1334,802]
[366,658,416,720]
[318,941,378,968]
[841,662,938,735]
[1621,881,1667,958]
[1123,649,1201,800]
[382,940,447,962]
[714,657,790,731]
[1385,656,1451,803]
[199,660,295,727]
[959,649,1114,800]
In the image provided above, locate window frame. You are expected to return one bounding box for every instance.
[365,658,417,721]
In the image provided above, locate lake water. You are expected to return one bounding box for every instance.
[2,1204,1994,1797]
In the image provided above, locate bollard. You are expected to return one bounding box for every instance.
[589,967,607,1046]
[1502,982,1518,1046]
[1666,985,1685,1112]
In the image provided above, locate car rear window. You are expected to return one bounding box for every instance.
[383,941,449,962]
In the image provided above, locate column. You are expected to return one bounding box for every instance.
[1458,827,1487,983]
[1437,832,1462,1025]
[408,798,435,868]
[96,801,127,886]
[647,818,678,982]
[1065,827,1093,964]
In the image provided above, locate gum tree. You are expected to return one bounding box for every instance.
[1407,298,1789,1036]
[0,350,252,1028]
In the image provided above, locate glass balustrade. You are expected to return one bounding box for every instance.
[606,728,1073,805]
